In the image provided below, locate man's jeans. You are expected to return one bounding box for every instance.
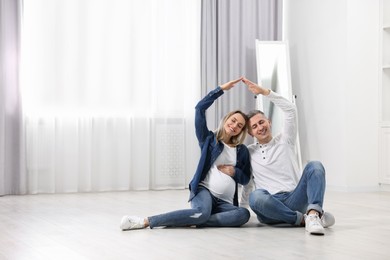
[249,161,325,226]
[148,187,250,228]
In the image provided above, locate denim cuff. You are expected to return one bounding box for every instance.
[148,217,155,229]
[295,211,304,226]
[306,204,323,216]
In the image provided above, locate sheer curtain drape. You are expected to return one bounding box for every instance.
[201,0,282,130]
[0,0,25,196]
[20,0,201,194]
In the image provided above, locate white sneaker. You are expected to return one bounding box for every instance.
[321,212,335,228]
[120,215,145,230]
[305,213,325,235]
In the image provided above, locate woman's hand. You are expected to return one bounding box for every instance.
[220,77,243,91]
[217,165,235,177]
[242,77,270,96]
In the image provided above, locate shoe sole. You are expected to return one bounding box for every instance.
[308,231,324,235]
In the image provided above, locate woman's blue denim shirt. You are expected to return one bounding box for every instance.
[188,86,251,206]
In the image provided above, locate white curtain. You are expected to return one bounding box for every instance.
[20,0,201,193]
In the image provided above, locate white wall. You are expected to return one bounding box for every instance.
[284,0,380,191]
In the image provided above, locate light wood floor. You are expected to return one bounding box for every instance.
[0,189,389,260]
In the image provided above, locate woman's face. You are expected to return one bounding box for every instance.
[224,113,246,137]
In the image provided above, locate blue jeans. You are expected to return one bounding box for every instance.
[148,187,250,228]
[249,161,325,226]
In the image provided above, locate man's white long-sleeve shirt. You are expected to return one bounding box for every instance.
[248,91,301,195]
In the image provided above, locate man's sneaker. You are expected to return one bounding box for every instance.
[321,212,335,228]
[120,215,145,230]
[305,213,325,235]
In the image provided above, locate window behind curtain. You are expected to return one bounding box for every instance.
[20,0,201,193]
[21,0,200,117]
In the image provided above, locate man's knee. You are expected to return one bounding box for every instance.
[306,161,325,176]
[249,189,271,208]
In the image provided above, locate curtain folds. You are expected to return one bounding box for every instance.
[20,0,201,194]
[1,0,282,195]
[201,0,282,131]
[0,0,25,195]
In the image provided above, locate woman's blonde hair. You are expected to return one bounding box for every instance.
[215,110,249,147]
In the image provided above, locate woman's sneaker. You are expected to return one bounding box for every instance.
[120,215,145,230]
[321,212,335,228]
[305,213,325,235]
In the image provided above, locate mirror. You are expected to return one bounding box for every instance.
[255,40,302,170]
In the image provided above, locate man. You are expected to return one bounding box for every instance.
[241,77,335,235]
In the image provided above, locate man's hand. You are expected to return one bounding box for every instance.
[242,77,270,96]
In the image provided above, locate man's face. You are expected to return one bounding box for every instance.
[248,113,272,144]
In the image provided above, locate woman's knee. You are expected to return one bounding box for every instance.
[190,207,211,223]
[239,207,251,223]
[229,207,251,227]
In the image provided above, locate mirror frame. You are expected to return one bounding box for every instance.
[255,40,302,171]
